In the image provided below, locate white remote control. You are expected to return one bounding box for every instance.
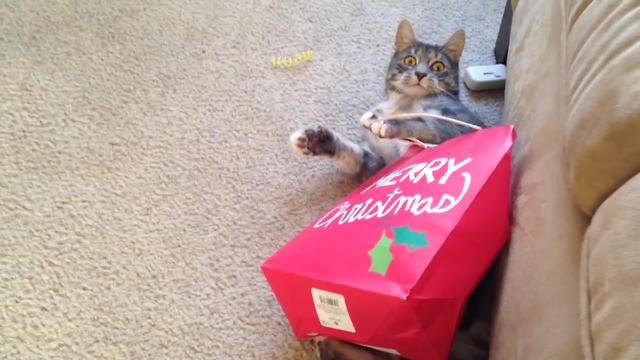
[463,64,507,91]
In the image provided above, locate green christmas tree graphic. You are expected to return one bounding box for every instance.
[368,226,429,276]
[368,231,394,276]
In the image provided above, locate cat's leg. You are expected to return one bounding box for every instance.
[290,126,385,178]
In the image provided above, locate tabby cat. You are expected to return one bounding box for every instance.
[290,20,494,360]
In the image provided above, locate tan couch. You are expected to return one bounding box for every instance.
[491,0,640,359]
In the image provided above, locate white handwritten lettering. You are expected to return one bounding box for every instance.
[439,158,472,184]
[313,156,473,228]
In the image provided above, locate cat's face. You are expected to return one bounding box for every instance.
[387,20,465,98]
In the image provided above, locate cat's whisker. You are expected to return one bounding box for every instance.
[434,83,455,97]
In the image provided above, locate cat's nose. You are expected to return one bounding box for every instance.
[415,72,427,81]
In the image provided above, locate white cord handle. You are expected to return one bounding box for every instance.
[377,112,482,130]
[375,112,482,147]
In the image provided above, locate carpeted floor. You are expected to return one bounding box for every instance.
[1,1,504,358]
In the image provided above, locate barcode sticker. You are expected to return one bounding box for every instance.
[311,288,355,333]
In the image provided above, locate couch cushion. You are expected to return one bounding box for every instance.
[490,0,587,359]
[581,174,640,359]
[565,1,640,215]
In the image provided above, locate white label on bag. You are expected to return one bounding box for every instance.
[311,288,355,333]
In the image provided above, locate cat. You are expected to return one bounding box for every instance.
[290,20,486,181]
[289,20,494,360]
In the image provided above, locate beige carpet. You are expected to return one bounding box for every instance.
[1,1,504,358]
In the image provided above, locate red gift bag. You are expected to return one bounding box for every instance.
[262,126,516,359]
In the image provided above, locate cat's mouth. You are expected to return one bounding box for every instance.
[393,77,433,96]
[405,77,431,89]
[398,85,429,98]
[411,83,431,92]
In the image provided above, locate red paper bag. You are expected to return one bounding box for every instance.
[262,126,515,359]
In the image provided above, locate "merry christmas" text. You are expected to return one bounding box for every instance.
[313,157,472,228]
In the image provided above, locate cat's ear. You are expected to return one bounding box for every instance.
[395,20,416,52]
[443,29,466,63]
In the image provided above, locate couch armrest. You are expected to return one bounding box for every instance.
[581,174,640,359]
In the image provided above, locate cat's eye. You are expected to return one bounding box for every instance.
[403,55,418,67]
[430,61,446,72]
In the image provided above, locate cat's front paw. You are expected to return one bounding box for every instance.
[365,119,402,139]
[359,111,379,129]
[290,126,336,156]
[361,110,401,139]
